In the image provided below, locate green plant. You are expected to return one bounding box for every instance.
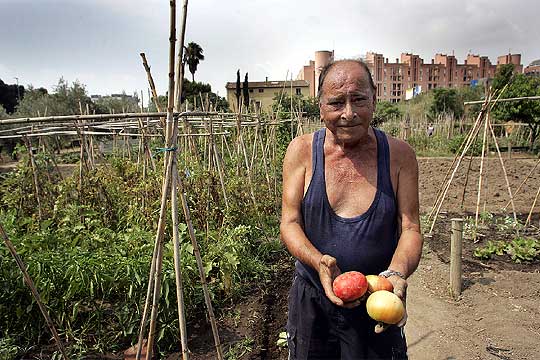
[474,237,540,263]
[225,337,255,360]
[0,141,282,357]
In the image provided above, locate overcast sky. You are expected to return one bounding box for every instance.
[1,0,539,102]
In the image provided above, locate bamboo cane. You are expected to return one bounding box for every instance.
[428,100,489,233]
[482,134,490,219]
[428,84,509,223]
[428,85,511,232]
[525,184,540,227]
[427,104,487,222]
[460,154,474,210]
[171,0,190,357]
[474,110,490,240]
[176,174,224,360]
[502,157,540,211]
[23,136,43,220]
[140,53,166,132]
[0,223,69,360]
[487,118,518,225]
[140,1,179,358]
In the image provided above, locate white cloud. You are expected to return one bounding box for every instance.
[1,0,539,97]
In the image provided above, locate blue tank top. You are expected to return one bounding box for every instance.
[296,128,399,291]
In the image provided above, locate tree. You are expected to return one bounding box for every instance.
[429,88,464,119]
[183,42,205,82]
[0,104,9,119]
[93,91,140,114]
[492,74,540,148]
[242,73,249,109]
[492,64,515,91]
[14,78,94,117]
[374,101,401,127]
[458,84,485,120]
[235,70,241,111]
[0,79,25,114]
[148,79,229,112]
[272,93,320,119]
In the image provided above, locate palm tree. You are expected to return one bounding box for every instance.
[183,42,205,82]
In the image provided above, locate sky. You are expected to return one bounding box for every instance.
[1,0,539,103]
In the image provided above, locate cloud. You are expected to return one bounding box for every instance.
[1,0,539,97]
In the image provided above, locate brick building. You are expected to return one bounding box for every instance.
[297,50,334,97]
[297,50,524,102]
[524,59,540,77]
[366,52,522,102]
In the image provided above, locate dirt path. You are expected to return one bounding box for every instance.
[407,247,540,360]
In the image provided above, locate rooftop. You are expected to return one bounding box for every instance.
[225,80,309,89]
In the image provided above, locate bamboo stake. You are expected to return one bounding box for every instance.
[427,104,486,222]
[525,184,540,227]
[23,136,43,220]
[140,53,166,131]
[460,154,474,210]
[428,84,509,223]
[140,1,179,358]
[487,118,518,225]
[428,85,510,232]
[0,223,69,360]
[171,0,190,357]
[474,110,490,240]
[176,174,224,360]
[502,157,540,211]
[428,104,488,233]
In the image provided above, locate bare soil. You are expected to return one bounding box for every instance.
[181,156,540,360]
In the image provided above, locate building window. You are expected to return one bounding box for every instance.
[249,89,254,93]
[295,88,302,95]
[258,89,264,93]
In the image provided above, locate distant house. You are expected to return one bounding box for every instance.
[524,59,540,77]
[225,79,310,112]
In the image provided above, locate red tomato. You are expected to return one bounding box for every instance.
[332,271,368,302]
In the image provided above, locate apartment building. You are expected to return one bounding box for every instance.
[296,50,524,102]
[366,52,523,102]
[524,59,540,77]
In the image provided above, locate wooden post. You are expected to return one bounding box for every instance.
[450,218,463,299]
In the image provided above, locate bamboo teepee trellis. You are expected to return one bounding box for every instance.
[427,85,519,237]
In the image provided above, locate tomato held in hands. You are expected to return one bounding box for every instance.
[332,271,368,302]
[366,290,405,324]
[366,275,394,293]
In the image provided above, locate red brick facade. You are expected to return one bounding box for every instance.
[297,51,525,102]
[365,52,522,102]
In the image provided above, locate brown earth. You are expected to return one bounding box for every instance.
[182,156,540,360]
